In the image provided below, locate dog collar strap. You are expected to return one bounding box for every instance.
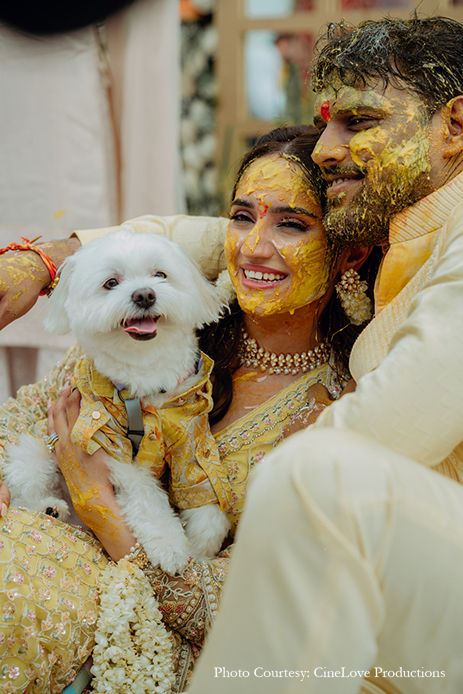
[115,352,203,454]
[117,390,144,455]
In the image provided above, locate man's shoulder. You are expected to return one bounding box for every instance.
[123,214,229,233]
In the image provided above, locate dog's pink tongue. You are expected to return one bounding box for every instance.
[123,317,158,334]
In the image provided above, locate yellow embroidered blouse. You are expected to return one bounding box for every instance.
[216,363,332,532]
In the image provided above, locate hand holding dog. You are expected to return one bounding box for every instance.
[48,385,138,561]
[0,480,10,517]
[281,379,358,439]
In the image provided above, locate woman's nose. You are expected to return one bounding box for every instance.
[241,221,273,257]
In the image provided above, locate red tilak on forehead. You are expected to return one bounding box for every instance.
[320,100,330,123]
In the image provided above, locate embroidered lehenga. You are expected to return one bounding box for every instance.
[0,346,333,693]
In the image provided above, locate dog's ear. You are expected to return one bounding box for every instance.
[188,260,226,329]
[42,255,77,334]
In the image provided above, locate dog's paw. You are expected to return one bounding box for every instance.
[144,538,190,575]
[160,549,190,575]
[181,505,231,559]
[41,497,70,521]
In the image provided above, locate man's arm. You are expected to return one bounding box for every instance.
[75,214,229,278]
[0,214,228,330]
[313,202,463,468]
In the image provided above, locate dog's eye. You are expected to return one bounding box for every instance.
[103,278,119,290]
[155,271,167,279]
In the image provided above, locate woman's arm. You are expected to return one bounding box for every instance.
[50,385,230,644]
[0,215,228,330]
[142,548,230,646]
[0,237,81,329]
[49,385,137,560]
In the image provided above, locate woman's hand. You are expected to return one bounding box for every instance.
[280,383,334,439]
[0,237,80,330]
[49,385,137,560]
[280,377,358,440]
[0,480,11,517]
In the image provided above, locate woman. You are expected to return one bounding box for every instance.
[0,126,375,693]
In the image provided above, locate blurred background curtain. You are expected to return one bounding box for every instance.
[0,0,183,403]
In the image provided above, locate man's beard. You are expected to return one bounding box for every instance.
[322,163,434,248]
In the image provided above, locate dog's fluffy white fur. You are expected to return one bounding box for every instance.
[3,230,231,574]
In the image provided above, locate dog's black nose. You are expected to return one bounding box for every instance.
[132,288,156,309]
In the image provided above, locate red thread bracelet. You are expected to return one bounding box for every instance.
[0,236,58,296]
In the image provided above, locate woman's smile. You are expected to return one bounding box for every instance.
[241,263,288,287]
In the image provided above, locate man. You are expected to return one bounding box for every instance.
[2,15,463,694]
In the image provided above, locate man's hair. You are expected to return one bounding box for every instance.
[312,15,463,113]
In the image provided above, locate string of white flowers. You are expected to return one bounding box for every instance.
[92,558,175,694]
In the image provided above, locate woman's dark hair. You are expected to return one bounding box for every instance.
[232,125,324,203]
[198,125,381,425]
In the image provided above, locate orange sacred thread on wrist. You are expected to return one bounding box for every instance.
[0,236,58,295]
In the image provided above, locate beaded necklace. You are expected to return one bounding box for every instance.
[239,331,330,375]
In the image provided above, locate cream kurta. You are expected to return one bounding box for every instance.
[75,214,229,281]
[312,171,463,474]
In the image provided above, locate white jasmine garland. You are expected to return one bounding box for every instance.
[92,559,175,694]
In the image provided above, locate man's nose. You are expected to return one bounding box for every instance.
[312,125,348,167]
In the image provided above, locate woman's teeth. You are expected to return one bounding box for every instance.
[244,269,285,281]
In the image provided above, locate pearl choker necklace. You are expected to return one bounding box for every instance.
[239,332,331,375]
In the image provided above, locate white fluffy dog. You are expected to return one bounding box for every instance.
[3,230,232,573]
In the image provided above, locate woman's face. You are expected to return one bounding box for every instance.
[225,154,330,317]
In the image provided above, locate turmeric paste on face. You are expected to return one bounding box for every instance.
[226,155,330,317]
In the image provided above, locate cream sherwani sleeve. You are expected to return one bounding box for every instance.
[74,214,229,280]
[313,200,463,468]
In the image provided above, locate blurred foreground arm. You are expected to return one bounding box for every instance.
[0,236,81,329]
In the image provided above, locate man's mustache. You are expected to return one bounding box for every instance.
[320,164,367,180]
